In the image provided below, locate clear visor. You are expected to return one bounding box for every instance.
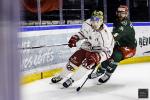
[117,11,127,17]
[90,16,103,30]
[90,16,102,22]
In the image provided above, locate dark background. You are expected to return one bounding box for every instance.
[21,0,150,25]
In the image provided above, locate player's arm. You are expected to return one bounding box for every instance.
[112,21,131,41]
[112,26,124,40]
[68,21,89,48]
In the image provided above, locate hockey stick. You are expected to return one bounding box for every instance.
[76,63,97,92]
[19,43,69,50]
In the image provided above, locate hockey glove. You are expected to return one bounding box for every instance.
[68,35,79,48]
[89,52,100,67]
[83,52,100,69]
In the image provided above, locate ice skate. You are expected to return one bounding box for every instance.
[63,78,74,88]
[98,72,111,83]
[88,67,105,79]
[51,76,63,83]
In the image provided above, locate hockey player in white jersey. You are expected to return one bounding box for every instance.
[51,10,115,88]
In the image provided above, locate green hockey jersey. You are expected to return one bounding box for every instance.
[112,18,137,48]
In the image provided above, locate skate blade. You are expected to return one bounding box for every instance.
[97,83,103,85]
[49,82,62,85]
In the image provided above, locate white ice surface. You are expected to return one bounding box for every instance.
[21,62,150,100]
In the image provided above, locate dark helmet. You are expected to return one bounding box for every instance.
[116,5,128,18]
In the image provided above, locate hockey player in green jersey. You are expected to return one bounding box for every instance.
[88,5,137,83]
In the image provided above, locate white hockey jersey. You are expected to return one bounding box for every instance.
[76,19,115,62]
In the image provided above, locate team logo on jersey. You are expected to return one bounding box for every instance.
[121,20,127,26]
[119,26,124,31]
[113,33,119,38]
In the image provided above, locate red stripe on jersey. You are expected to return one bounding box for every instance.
[78,31,85,38]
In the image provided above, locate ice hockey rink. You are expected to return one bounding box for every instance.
[21,62,150,100]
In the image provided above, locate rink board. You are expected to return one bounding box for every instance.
[20,22,150,84]
[21,56,150,84]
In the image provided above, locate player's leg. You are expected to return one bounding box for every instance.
[99,47,136,83]
[88,60,108,79]
[51,49,87,83]
[89,47,136,83]
[51,62,77,83]
[63,51,100,88]
[98,59,119,83]
[88,51,112,79]
[98,48,124,83]
[62,65,90,88]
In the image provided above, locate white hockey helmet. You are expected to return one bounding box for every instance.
[116,5,128,20]
[91,10,104,30]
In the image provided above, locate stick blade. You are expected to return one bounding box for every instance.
[76,87,81,92]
